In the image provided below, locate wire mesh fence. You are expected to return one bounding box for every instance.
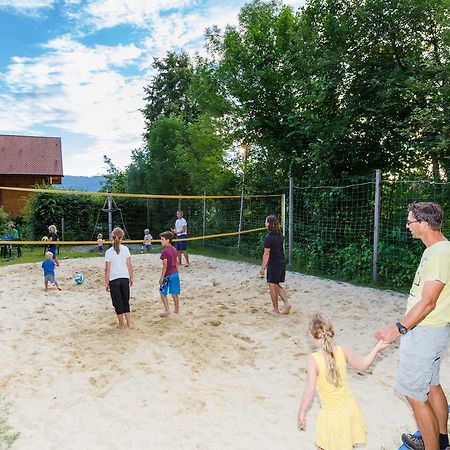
[289,174,450,289]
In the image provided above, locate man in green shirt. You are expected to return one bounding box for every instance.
[376,202,450,450]
[6,223,18,240]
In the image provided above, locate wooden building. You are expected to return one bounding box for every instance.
[0,134,63,219]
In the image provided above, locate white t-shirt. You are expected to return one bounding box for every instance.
[175,218,187,236]
[105,245,131,281]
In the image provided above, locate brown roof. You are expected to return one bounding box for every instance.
[0,134,63,176]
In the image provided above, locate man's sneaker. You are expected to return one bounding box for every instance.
[401,433,424,450]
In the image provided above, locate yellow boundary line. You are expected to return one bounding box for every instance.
[0,186,281,200]
[6,227,266,245]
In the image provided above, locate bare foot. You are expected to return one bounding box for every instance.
[159,311,170,318]
[185,264,190,268]
[119,324,125,329]
[270,309,280,314]
[57,286,62,291]
[281,304,291,314]
[174,310,179,314]
[127,323,134,329]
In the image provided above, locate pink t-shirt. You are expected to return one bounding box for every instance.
[160,245,178,276]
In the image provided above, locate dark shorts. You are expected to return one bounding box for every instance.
[109,278,130,315]
[267,263,286,284]
[48,245,57,258]
[176,234,188,251]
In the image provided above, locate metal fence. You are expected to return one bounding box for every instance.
[286,171,450,288]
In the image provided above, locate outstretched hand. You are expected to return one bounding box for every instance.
[374,339,389,352]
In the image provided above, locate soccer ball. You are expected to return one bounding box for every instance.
[74,274,85,284]
[41,236,49,241]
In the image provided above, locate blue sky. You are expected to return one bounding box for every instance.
[0,0,304,176]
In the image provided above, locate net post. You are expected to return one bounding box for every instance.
[202,191,206,247]
[107,195,113,237]
[288,177,293,268]
[281,193,286,238]
[237,184,244,253]
[372,169,382,283]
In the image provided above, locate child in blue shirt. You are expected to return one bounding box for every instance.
[42,251,62,291]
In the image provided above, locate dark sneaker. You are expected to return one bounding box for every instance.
[401,433,424,450]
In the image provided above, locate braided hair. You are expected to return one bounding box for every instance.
[308,313,341,387]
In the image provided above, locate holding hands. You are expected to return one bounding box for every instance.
[375,325,400,344]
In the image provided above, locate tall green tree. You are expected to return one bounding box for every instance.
[206,0,302,190]
[142,51,200,133]
[131,50,236,195]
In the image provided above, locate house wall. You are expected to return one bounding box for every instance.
[0,175,58,219]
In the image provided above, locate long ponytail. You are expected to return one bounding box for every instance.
[308,313,341,387]
[112,227,124,255]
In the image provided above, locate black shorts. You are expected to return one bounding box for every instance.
[267,263,286,284]
[109,278,130,315]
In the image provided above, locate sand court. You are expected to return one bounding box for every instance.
[1,254,445,449]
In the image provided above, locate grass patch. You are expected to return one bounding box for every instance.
[0,245,104,267]
[189,242,261,266]
[0,398,20,449]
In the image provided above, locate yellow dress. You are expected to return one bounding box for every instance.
[311,346,367,450]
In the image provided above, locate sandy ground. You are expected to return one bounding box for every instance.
[0,253,447,450]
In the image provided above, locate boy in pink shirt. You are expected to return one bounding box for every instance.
[159,231,181,317]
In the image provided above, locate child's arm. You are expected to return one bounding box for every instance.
[160,259,168,285]
[105,261,111,291]
[342,340,388,372]
[297,355,318,431]
[126,256,133,287]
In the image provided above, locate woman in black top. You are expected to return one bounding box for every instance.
[259,215,291,314]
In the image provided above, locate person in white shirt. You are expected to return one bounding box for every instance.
[172,210,190,267]
[104,227,134,329]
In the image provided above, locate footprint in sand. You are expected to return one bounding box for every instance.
[234,333,254,344]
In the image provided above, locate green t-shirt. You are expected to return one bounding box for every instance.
[8,228,18,240]
[407,240,450,327]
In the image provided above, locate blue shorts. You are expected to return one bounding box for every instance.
[159,272,180,296]
[44,274,56,284]
[175,234,188,251]
[395,325,450,401]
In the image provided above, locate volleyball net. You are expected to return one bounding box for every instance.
[0,186,283,254]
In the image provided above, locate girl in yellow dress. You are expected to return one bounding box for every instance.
[297,313,388,450]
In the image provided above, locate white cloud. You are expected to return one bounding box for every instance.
[284,0,306,10]
[141,5,240,66]
[0,0,54,8]
[0,37,145,175]
[0,2,246,175]
[78,0,195,30]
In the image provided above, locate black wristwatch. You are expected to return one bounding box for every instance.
[396,322,408,335]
